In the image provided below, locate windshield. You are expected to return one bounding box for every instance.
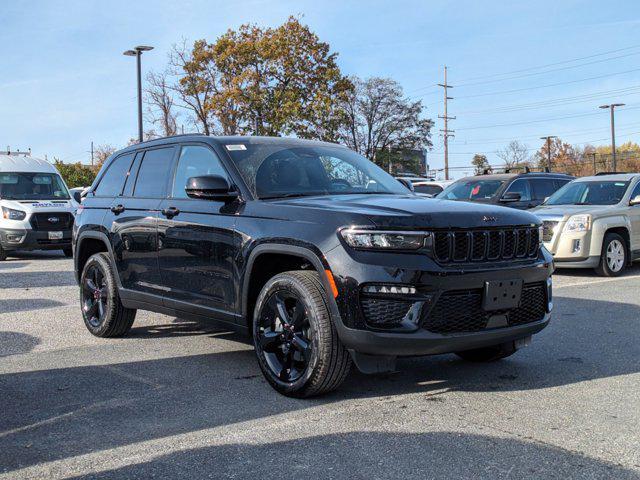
[224,141,408,199]
[437,179,505,201]
[0,172,70,200]
[545,180,629,206]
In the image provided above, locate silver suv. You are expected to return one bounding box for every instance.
[533,173,640,276]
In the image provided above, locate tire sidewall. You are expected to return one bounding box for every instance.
[80,253,116,336]
[253,274,323,395]
[601,234,626,277]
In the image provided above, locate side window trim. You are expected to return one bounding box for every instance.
[169,142,232,200]
[93,152,136,197]
[130,145,178,199]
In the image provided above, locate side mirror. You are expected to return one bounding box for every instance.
[630,195,640,206]
[185,175,239,201]
[397,178,415,191]
[500,192,521,202]
[72,191,82,203]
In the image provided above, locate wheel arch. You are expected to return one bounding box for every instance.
[75,231,120,285]
[241,244,341,331]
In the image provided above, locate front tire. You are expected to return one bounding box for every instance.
[80,252,136,337]
[595,233,626,277]
[455,341,518,362]
[253,270,351,398]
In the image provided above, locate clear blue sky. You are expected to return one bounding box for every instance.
[2,0,639,178]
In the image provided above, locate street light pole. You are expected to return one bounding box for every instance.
[599,103,625,171]
[540,136,557,171]
[124,45,154,143]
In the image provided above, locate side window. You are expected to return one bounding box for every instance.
[94,153,134,197]
[132,147,176,198]
[504,179,532,201]
[172,145,228,198]
[530,178,560,201]
[629,181,640,202]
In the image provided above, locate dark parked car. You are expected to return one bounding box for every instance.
[73,135,554,397]
[437,172,574,209]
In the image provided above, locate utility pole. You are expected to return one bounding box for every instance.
[388,144,392,174]
[90,141,94,167]
[438,66,455,180]
[599,103,625,172]
[540,136,557,171]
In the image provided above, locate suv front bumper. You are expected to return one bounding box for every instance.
[0,228,72,251]
[326,247,553,357]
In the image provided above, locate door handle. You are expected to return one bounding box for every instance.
[161,207,180,219]
[110,204,125,215]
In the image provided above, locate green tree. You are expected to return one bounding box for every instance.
[53,160,98,188]
[471,154,490,175]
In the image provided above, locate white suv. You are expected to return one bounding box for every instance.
[533,173,640,276]
[0,153,77,260]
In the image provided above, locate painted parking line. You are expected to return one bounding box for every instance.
[554,273,640,289]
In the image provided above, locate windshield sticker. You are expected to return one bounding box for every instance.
[615,182,626,186]
[225,144,247,151]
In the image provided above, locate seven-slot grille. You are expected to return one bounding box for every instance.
[29,212,74,231]
[433,226,539,264]
[542,221,559,242]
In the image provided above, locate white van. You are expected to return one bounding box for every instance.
[0,153,77,260]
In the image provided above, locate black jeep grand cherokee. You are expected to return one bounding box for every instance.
[73,135,553,397]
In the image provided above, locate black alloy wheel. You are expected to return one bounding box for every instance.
[253,271,351,397]
[81,263,108,328]
[80,252,136,337]
[256,290,312,383]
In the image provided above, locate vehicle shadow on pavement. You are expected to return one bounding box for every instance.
[64,432,638,480]
[0,261,29,270]
[0,331,39,357]
[0,294,638,473]
[553,262,640,278]
[0,271,77,289]
[0,298,66,314]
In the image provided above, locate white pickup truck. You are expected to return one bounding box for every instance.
[0,153,77,260]
[533,173,640,276]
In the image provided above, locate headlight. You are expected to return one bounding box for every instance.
[340,228,429,250]
[1,207,26,221]
[564,214,591,233]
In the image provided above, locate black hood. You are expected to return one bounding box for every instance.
[270,194,540,229]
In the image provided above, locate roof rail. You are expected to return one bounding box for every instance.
[135,133,206,146]
[595,171,629,176]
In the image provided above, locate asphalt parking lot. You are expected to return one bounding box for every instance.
[1,252,639,479]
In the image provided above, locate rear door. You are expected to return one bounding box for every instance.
[106,146,176,296]
[157,143,239,319]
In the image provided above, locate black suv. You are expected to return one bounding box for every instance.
[73,135,553,397]
[437,172,574,209]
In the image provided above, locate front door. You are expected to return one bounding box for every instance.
[157,144,240,317]
[627,180,640,254]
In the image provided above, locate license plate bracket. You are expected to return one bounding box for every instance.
[483,279,523,311]
[48,231,63,240]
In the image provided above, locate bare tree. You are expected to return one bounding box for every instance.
[496,140,530,170]
[338,77,433,162]
[145,70,178,137]
[93,144,117,168]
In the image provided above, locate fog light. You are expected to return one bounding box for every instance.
[362,285,417,295]
[5,234,24,244]
[546,277,553,312]
[572,239,581,253]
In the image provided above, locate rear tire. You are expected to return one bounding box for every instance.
[455,341,518,362]
[80,252,136,337]
[0,246,7,261]
[63,247,73,258]
[595,233,626,277]
[253,270,351,398]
